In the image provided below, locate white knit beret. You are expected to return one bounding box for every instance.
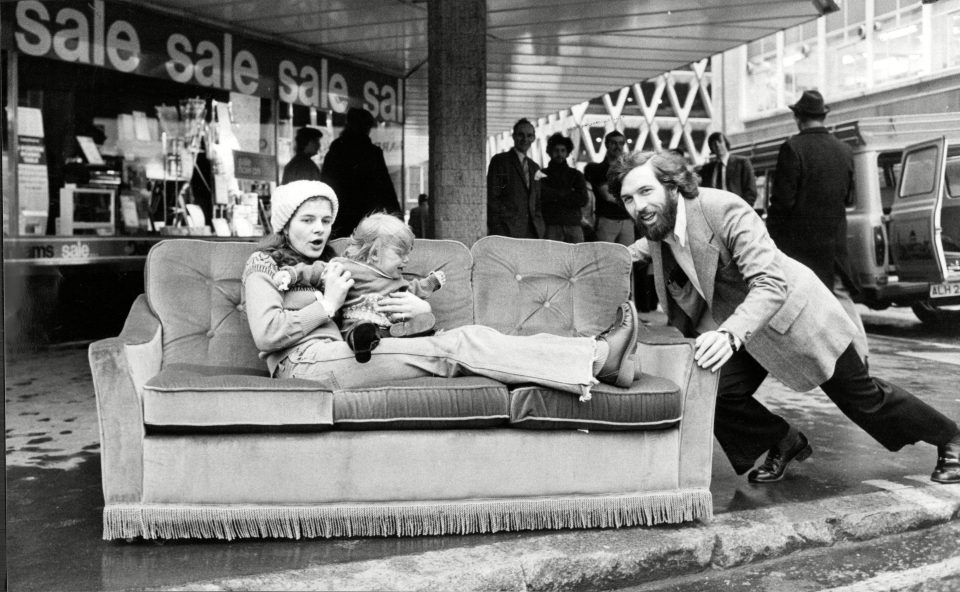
[270,180,339,234]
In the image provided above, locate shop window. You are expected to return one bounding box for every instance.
[875,0,899,19]
[831,35,869,93]
[277,101,331,180]
[873,9,924,85]
[826,9,844,33]
[745,51,779,115]
[947,11,960,69]
[9,55,297,238]
[783,41,818,98]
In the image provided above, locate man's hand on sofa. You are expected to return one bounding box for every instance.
[694,330,738,373]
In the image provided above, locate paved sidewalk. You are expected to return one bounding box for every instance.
[153,480,960,591]
[5,307,960,591]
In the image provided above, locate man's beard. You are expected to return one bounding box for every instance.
[636,194,678,242]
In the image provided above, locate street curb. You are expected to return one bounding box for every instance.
[158,478,960,592]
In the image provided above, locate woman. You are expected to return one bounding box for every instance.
[243,180,639,401]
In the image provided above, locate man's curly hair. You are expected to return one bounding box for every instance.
[607,150,701,201]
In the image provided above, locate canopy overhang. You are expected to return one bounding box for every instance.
[140,0,833,136]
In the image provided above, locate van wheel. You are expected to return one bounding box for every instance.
[910,299,960,325]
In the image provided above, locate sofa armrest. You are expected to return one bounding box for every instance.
[637,336,719,490]
[88,294,162,504]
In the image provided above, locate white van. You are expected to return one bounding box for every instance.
[732,114,960,325]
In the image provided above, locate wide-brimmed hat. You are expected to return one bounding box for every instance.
[789,90,830,116]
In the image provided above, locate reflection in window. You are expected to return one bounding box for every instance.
[783,41,818,98]
[900,146,938,198]
[745,38,779,114]
[948,12,960,68]
[735,0,960,120]
[877,153,902,212]
[873,5,923,84]
[945,159,960,199]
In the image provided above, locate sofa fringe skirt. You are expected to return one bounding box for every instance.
[104,489,713,540]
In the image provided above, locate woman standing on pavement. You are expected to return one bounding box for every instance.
[242,180,640,400]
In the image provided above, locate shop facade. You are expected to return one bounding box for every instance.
[2,0,403,346]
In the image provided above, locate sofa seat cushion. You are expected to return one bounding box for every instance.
[143,364,332,432]
[333,377,510,429]
[509,374,683,430]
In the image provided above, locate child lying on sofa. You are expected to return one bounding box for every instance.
[274,212,446,362]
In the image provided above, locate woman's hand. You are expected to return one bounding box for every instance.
[319,261,353,315]
[375,291,432,322]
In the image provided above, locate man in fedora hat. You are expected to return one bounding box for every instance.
[768,90,869,362]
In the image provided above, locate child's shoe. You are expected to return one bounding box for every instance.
[347,322,382,363]
[389,312,437,337]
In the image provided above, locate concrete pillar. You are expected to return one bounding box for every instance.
[427,0,486,244]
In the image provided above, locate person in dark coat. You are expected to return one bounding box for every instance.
[699,132,758,210]
[541,133,589,243]
[321,107,402,239]
[281,127,323,185]
[486,118,545,238]
[584,131,634,246]
[408,193,430,239]
[767,90,868,361]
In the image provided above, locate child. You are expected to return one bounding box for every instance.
[274,213,446,362]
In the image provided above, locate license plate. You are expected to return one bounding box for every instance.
[929,281,960,298]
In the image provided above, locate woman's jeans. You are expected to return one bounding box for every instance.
[276,325,597,397]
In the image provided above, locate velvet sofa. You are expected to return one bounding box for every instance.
[89,236,718,540]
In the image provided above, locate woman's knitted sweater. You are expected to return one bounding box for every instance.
[242,251,342,375]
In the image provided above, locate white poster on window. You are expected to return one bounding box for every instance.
[17,107,50,235]
[230,92,261,153]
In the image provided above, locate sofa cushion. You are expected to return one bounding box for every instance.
[333,377,510,429]
[471,236,633,337]
[143,364,332,432]
[509,374,683,430]
[145,240,264,370]
[330,238,475,331]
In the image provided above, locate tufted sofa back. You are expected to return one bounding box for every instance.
[145,240,264,370]
[144,237,630,371]
[145,238,476,371]
[471,237,632,337]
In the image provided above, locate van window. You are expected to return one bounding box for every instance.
[945,158,960,199]
[899,145,939,198]
[877,153,902,213]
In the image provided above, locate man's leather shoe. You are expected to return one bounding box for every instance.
[596,301,640,388]
[931,433,960,484]
[748,431,812,483]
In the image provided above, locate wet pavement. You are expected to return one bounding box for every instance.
[617,521,960,591]
[4,305,960,591]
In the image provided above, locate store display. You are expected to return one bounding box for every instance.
[59,185,116,236]
[16,107,50,235]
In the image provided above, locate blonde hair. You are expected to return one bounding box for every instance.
[342,213,414,263]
